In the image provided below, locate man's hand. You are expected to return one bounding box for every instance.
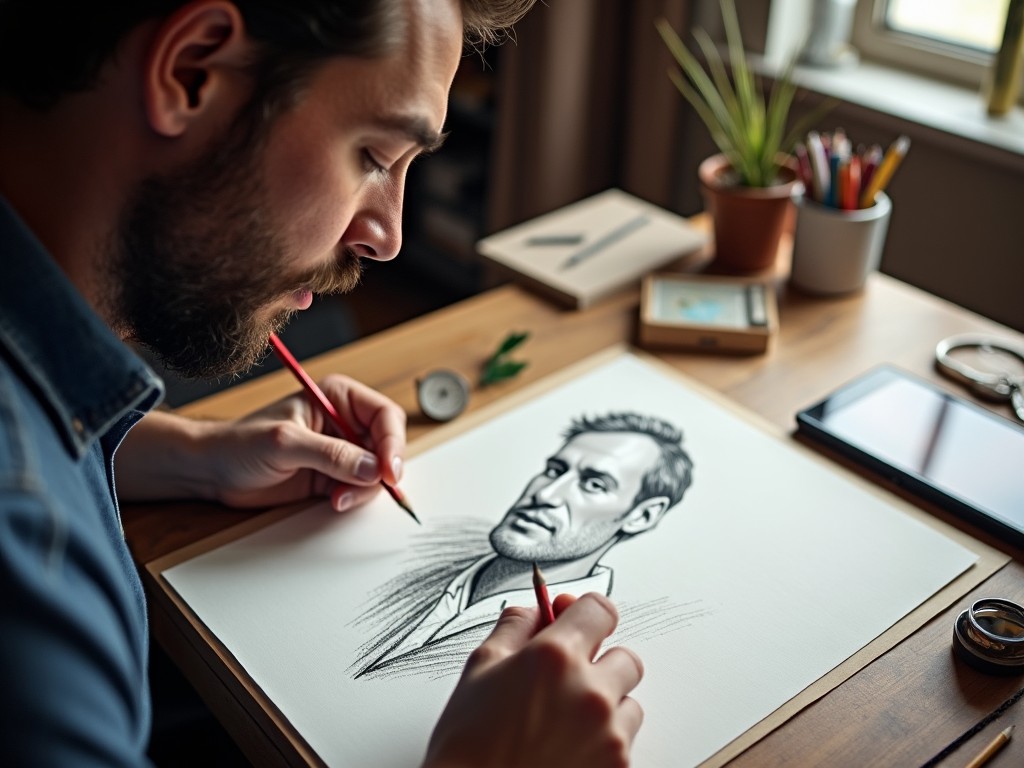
[424,593,644,768]
[117,374,406,512]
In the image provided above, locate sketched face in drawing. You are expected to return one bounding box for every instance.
[351,412,699,680]
[490,431,671,563]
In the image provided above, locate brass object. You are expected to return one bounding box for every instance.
[986,0,1024,117]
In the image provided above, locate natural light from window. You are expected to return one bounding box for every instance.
[884,0,1010,52]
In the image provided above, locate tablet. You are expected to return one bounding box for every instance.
[795,364,1024,546]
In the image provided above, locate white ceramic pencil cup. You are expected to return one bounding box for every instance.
[789,192,891,295]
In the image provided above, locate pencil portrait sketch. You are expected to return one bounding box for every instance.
[351,411,710,680]
[162,352,985,767]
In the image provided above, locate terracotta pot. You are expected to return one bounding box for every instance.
[698,154,800,273]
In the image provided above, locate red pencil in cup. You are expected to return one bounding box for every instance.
[532,562,556,628]
[268,333,419,524]
[843,155,861,211]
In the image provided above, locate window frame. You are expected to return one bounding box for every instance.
[850,0,1005,90]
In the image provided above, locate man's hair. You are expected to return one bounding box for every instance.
[0,0,535,110]
[563,412,695,510]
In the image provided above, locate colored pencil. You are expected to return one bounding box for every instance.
[965,725,1014,768]
[268,332,419,524]
[859,134,910,208]
[532,562,556,628]
[843,155,861,211]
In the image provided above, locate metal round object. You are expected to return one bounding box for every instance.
[952,597,1024,675]
[416,369,470,422]
[935,334,1024,402]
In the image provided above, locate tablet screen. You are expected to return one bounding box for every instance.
[800,367,1024,533]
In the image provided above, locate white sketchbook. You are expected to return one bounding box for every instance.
[162,352,990,767]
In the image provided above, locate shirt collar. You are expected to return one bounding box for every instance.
[371,556,615,670]
[425,556,615,644]
[0,197,163,457]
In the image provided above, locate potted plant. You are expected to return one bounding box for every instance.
[656,0,830,272]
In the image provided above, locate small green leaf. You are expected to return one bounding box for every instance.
[481,360,528,386]
[494,332,529,357]
[480,332,531,387]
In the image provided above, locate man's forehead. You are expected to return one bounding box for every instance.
[555,432,658,463]
[311,0,460,134]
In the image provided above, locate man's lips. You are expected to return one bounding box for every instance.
[291,289,314,310]
[511,509,557,533]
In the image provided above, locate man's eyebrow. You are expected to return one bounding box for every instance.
[373,115,448,154]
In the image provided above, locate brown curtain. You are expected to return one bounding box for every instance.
[487,0,694,233]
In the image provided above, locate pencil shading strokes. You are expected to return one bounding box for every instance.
[349,519,711,681]
[348,518,491,673]
[611,598,713,644]
[350,411,704,681]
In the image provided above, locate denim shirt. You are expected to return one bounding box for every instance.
[0,197,164,765]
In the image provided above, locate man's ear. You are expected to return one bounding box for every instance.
[142,1,252,138]
[620,496,670,536]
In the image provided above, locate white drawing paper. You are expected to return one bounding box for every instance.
[163,353,978,767]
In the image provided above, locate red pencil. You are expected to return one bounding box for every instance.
[844,155,861,211]
[532,562,556,628]
[268,333,419,524]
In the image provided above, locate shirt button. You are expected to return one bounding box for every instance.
[71,417,85,435]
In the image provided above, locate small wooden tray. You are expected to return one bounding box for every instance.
[639,273,778,354]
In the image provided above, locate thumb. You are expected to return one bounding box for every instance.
[275,426,382,487]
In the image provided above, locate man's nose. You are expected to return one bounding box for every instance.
[343,188,403,262]
[533,472,575,504]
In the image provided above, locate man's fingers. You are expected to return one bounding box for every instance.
[463,606,537,676]
[552,592,577,617]
[618,696,645,743]
[274,427,383,486]
[328,483,380,513]
[376,433,405,486]
[319,375,406,484]
[547,592,619,658]
[594,645,644,700]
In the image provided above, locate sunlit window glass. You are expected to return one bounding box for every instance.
[884,0,1009,53]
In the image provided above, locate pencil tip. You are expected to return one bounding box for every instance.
[399,500,420,524]
[532,561,544,583]
[388,486,419,524]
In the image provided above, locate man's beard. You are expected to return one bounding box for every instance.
[488,505,620,564]
[110,118,362,380]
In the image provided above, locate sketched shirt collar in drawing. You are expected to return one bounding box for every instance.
[375,554,613,667]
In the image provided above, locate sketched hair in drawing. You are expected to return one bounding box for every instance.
[565,412,693,517]
[351,410,703,680]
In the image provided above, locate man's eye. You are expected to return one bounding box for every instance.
[543,466,560,478]
[361,149,387,174]
[582,477,608,493]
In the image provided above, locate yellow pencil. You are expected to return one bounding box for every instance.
[965,725,1014,768]
[859,134,910,208]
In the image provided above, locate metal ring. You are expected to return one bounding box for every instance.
[935,334,1024,401]
[953,597,1024,675]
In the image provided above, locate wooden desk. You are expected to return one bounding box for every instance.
[124,245,1024,766]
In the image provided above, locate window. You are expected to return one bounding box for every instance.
[883,0,1008,53]
[852,0,1017,92]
